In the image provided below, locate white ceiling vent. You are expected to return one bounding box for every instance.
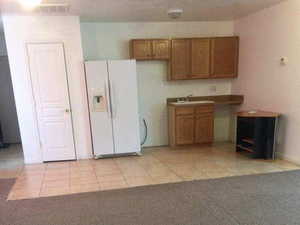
[34,3,70,14]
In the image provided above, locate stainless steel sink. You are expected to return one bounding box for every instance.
[170,100,215,106]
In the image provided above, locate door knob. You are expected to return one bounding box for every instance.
[65,109,70,113]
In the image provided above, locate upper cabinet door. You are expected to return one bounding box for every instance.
[190,38,210,79]
[152,40,170,60]
[210,37,239,78]
[131,40,152,60]
[170,39,190,80]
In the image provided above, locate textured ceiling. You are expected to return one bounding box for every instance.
[0,0,285,22]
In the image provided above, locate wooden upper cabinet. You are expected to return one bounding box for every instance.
[130,36,239,79]
[152,40,170,60]
[190,38,210,79]
[210,37,239,78]
[130,39,170,60]
[170,39,190,80]
[130,40,152,60]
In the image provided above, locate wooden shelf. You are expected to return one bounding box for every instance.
[237,110,280,118]
[242,138,254,145]
[237,145,254,153]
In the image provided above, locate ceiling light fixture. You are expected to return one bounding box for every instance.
[167,9,183,19]
[18,0,42,9]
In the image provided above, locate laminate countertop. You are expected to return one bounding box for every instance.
[167,95,244,107]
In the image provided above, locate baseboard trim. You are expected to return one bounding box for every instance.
[277,152,300,166]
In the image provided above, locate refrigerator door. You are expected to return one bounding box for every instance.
[85,61,115,156]
[108,60,141,154]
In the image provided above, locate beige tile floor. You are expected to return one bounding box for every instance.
[5,142,300,200]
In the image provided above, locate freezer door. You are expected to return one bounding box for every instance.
[85,61,115,156]
[108,60,141,154]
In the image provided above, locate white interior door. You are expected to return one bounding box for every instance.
[84,61,114,156]
[108,60,141,154]
[27,43,76,162]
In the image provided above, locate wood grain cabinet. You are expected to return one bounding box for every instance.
[176,115,195,145]
[130,40,152,60]
[190,38,211,79]
[168,104,214,147]
[210,37,239,78]
[169,36,239,80]
[130,36,239,79]
[170,39,190,80]
[152,40,170,60]
[130,39,170,60]
[169,38,211,80]
[195,113,214,144]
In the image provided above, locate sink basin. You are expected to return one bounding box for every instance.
[170,100,215,106]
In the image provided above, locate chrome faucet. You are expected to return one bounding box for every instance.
[176,94,193,102]
[185,94,193,102]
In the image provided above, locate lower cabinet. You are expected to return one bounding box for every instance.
[168,104,214,147]
[195,113,214,144]
[175,115,195,145]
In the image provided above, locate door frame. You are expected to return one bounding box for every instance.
[26,42,77,161]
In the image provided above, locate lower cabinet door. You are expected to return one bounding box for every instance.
[176,115,195,145]
[195,113,214,144]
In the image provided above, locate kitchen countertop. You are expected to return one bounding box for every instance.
[237,110,280,118]
[167,95,244,106]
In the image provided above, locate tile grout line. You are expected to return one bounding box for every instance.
[118,156,159,187]
[92,160,103,191]
[38,164,47,199]
[149,152,185,182]
[133,155,172,184]
[113,158,130,188]
[132,157,155,184]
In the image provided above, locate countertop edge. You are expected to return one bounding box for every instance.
[167,95,244,107]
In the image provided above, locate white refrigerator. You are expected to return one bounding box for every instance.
[85,60,141,157]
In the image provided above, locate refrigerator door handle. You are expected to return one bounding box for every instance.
[104,78,113,118]
[108,80,116,119]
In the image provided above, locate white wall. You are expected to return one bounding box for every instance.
[2,15,92,163]
[80,21,235,146]
[232,0,300,164]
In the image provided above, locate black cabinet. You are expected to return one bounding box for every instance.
[236,115,279,159]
